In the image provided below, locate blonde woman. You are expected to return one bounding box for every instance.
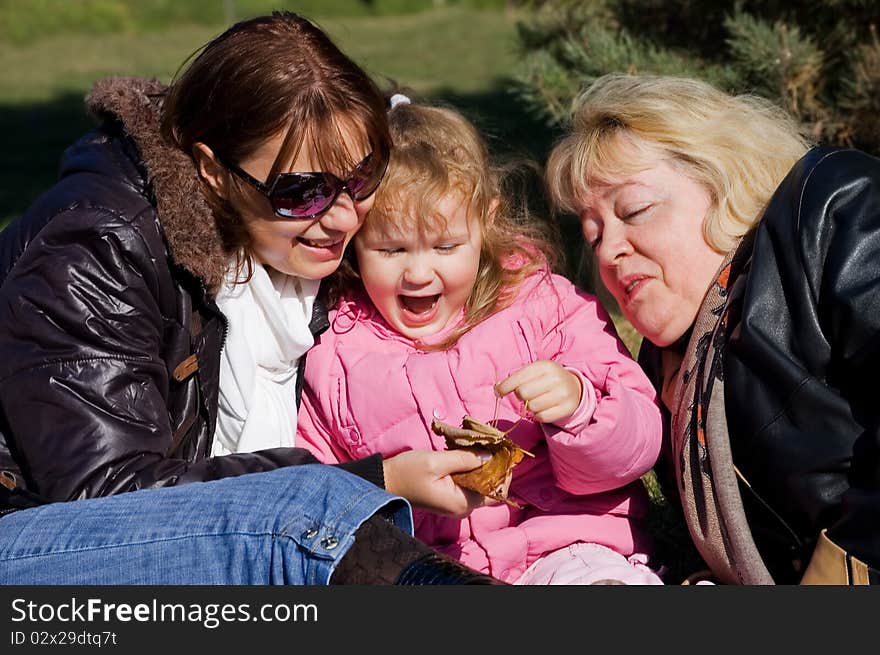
[548,73,879,584]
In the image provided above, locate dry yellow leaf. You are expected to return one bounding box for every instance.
[430,415,531,508]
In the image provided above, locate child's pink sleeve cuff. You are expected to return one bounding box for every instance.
[554,367,598,434]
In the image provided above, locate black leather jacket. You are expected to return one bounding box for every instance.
[645,147,880,582]
[0,78,382,515]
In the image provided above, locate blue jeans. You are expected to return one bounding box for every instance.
[0,465,412,584]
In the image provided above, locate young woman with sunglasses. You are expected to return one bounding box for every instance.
[0,12,498,585]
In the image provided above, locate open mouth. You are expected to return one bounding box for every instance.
[621,276,650,301]
[398,294,440,317]
[297,236,342,249]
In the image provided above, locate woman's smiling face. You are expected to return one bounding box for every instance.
[577,141,724,347]
[233,125,375,280]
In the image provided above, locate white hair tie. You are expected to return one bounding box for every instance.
[389,93,411,109]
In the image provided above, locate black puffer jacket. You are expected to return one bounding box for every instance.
[645,147,880,583]
[0,77,382,514]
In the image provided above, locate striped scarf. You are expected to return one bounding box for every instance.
[663,232,774,584]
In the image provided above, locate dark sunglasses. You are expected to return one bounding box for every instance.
[221,149,388,219]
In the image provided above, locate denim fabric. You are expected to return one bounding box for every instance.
[0,465,412,584]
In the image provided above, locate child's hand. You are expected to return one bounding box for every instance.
[383,449,490,519]
[494,360,583,424]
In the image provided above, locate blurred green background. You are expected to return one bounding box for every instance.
[0,2,560,229]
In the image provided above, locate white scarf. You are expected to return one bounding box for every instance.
[212,262,319,456]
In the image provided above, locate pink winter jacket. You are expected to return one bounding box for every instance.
[298,270,663,583]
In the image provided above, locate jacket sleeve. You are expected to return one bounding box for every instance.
[528,273,663,496]
[296,339,357,466]
[727,148,880,574]
[0,207,380,501]
[804,152,880,573]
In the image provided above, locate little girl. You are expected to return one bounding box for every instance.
[297,96,665,585]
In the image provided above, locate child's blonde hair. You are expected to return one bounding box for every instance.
[547,74,810,253]
[326,99,561,349]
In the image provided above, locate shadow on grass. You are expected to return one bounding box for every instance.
[1,83,556,223]
[0,92,95,228]
[427,80,560,162]
[1,80,570,237]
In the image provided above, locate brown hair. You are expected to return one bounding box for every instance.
[161,11,391,275]
[326,100,561,349]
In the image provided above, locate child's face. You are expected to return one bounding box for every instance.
[354,193,482,339]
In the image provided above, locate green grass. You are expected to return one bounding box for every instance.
[0,8,557,227]
[0,0,509,44]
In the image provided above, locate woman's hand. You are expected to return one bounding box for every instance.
[383,449,489,518]
[494,360,583,424]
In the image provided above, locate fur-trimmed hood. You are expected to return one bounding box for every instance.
[86,76,227,292]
